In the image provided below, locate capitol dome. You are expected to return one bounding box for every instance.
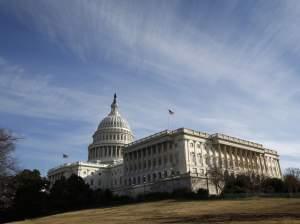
[88,94,134,164]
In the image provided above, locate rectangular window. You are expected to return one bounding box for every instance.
[191,152,196,164]
[153,159,156,167]
[197,153,203,166]
[152,146,156,154]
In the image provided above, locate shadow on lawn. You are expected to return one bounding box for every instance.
[145,213,300,223]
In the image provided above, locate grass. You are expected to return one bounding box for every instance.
[12,198,300,224]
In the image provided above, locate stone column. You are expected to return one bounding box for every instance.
[263,156,269,176]
[218,144,223,168]
[236,148,242,170]
[212,145,217,168]
[258,153,264,175]
[276,159,282,178]
[239,150,244,171]
[234,147,238,171]
[223,145,228,169]
[230,146,233,171]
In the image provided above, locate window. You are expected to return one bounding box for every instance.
[147,174,151,182]
[134,151,137,159]
[158,172,162,179]
[197,153,203,166]
[152,146,156,154]
[147,147,151,156]
[164,171,168,178]
[164,156,168,164]
[137,176,141,184]
[90,179,94,185]
[152,159,156,167]
[153,173,157,181]
[169,154,173,163]
[192,168,197,174]
[191,152,196,164]
[158,145,161,153]
[175,153,179,164]
[163,143,167,152]
[190,142,194,147]
[148,160,151,168]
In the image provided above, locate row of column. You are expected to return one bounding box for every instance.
[201,144,281,178]
[88,145,123,161]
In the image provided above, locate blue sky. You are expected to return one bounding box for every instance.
[0,0,300,175]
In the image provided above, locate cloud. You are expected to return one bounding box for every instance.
[0,59,108,124]
[0,0,299,170]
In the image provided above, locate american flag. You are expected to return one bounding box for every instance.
[63,154,68,158]
[168,109,174,115]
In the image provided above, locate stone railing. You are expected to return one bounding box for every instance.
[264,148,278,155]
[210,133,263,148]
[179,128,210,138]
[47,161,107,174]
[126,130,169,147]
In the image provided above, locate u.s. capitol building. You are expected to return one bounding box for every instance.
[48,94,282,196]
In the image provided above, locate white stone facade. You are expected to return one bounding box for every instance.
[48,94,282,196]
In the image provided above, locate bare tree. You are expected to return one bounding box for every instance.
[0,129,18,210]
[284,168,300,194]
[207,166,225,194]
[0,129,18,177]
[285,168,300,179]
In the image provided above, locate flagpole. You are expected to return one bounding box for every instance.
[168,109,174,131]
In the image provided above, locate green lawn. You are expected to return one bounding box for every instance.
[12,198,300,224]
